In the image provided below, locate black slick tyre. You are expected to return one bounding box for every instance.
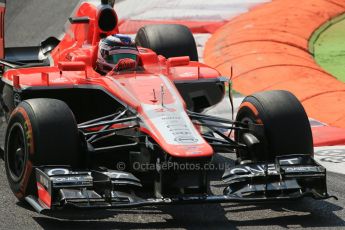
[135,24,198,61]
[4,98,81,201]
[235,90,313,162]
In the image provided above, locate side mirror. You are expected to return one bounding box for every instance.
[167,56,190,67]
[58,61,86,71]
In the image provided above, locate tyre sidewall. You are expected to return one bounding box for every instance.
[5,105,36,200]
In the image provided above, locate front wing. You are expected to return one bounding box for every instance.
[26,154,335,213]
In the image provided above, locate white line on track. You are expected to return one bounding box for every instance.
[314,146,345,175]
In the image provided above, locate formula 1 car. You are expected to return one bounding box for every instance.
[0,0,334,213]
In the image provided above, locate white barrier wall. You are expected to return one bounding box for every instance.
[116,0,270,21]
[116,0,270,61]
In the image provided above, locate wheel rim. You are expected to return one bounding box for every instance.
[238,116,256,142]
[6,123,28,182]
[236,111,261,162]
[241,117,255,125]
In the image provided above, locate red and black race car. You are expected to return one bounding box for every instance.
[0,0,334,213]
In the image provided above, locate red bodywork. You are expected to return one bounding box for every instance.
[2,1,223,158]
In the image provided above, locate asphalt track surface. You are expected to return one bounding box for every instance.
[0,1,344,229]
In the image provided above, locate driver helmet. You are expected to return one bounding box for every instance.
[96,34,139,74]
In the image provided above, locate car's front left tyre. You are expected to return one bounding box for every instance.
[4,98,81,201]
[235,90,313,163]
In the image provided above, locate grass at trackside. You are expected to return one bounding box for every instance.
[312,14,345,83]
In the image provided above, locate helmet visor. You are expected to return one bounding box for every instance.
[106,53,138,65]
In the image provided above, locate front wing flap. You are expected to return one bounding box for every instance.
[222,154,332,200]
[26,155,335,213]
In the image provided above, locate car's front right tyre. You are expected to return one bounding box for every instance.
[4,98,81,201]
